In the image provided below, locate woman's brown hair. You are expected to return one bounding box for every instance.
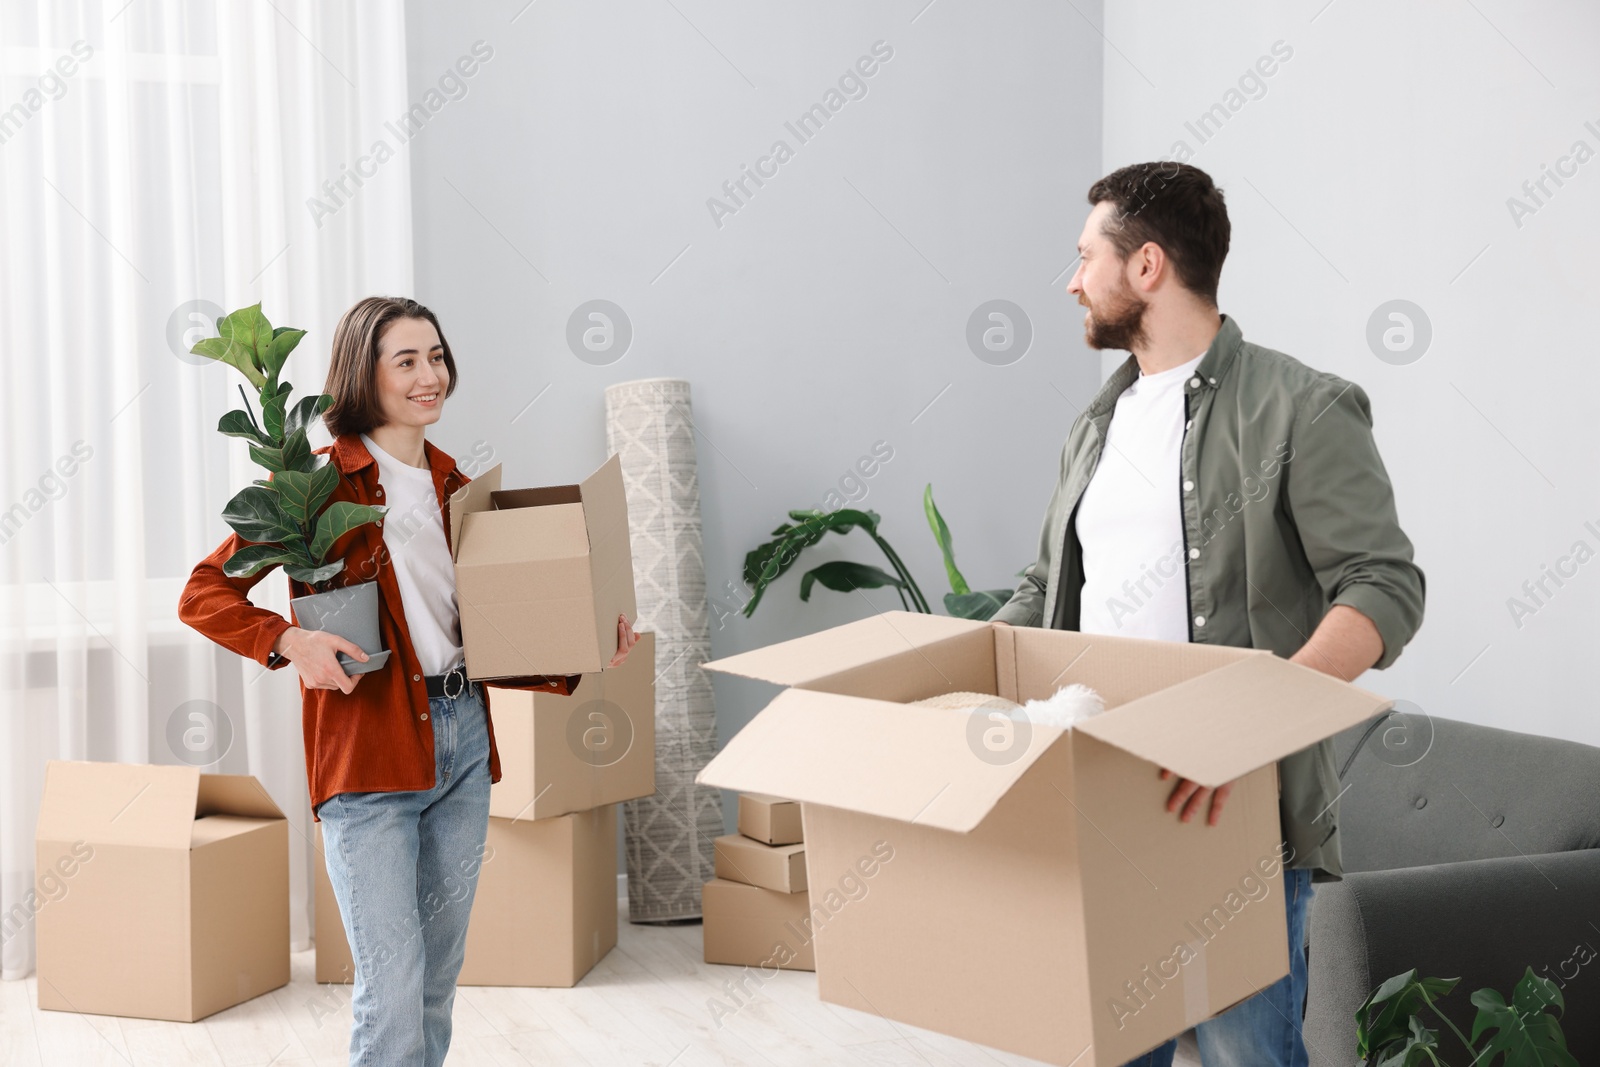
[322,296,459,438]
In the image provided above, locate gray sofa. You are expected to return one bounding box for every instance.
[1304,710,1600,1064]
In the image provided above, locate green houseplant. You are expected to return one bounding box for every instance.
[1356,967,1576,1066]
[192,303,391,675]
[740,484,1018,620]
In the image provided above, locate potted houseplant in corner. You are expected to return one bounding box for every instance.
[739,483,1019,620]
[192,303,391,675]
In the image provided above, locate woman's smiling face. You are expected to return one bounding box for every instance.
[374,316,449,430]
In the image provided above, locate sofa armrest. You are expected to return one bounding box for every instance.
[1305,849,1600,1067]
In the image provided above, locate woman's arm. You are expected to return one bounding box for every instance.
[178,531,295,670]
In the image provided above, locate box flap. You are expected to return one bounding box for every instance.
[196,773,286,821]
[1075,653,1394,787]
[577,454,628,552]
[35,760,200,850]
[701,611,989,688]
[447,462,502,561]
[696,687,1062,832]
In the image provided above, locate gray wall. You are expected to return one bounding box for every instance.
[402,0,1106,789]
[404,0,1599,795]
[1102,1,1600,751]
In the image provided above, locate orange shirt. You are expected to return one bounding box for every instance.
[178,433,579,819]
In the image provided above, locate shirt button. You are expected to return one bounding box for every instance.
[1189,548,1199,559]
[377,488,383,497]
[1194,615,1206,627]
[1208,377,1217,385]
[1189,377,1201,388]
[1185,419,1192,429]
[420,712,429,721]
[413,674,421,682]
[1183,479,1195,492]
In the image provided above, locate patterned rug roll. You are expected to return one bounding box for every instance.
[604,378,725,922]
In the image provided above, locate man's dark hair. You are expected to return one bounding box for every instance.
[1086,162,1230,306]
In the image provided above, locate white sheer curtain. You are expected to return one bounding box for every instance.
[1,0,413,980]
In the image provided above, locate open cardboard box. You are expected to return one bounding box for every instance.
[696,611,1392,1066]
[448,454,637,679]
[34,761,290,1022]
[488,630,656,821]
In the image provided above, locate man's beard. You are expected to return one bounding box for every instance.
[1083,282,1148,352]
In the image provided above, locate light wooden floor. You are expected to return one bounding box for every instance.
[3,898,1201,1066]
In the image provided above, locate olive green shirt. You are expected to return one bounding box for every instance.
[992,313,1425,879]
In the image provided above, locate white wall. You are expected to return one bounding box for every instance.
[401,0,1105,761]
[1103,1,1600,749]
[401,0,1600,762]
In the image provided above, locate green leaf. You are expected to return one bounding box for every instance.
[798,561,905,602]
[191,336,265,389]
[923,484,970,596]
[1470,970,1576,1067]
[221,544,303,579]
[285,559,346,587]
[1357,971,1459,1060]
[221,485,299,544]
[264,327,305,379]
[1512,966,1563,1017]
[309,500,387,562]
[225,303,275,373]
[262,387,289,441]
[945,589,1015,620]
[285,393,332,439]
[217,409,270,445]
[273,464,339,525]
[281,428,312,472]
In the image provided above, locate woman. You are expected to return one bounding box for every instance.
[179,295,638,1066]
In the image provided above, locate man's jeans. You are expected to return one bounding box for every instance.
[318,680,493,1067]
[1122,867,1315,1067]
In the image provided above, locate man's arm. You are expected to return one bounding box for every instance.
[1282,376,1425,670]
[1289,603,1384,681]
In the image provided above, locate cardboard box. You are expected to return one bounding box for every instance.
[714,834,806,893]
[701,878,816,971]
[449,454,638,679]
[488,630,656,821]
[737,793,803,845]
[316,805,617,987]
[696,611,1393,1066]
[34,761,289,1022]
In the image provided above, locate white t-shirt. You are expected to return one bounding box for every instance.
[360,433,465,676]
[1075,350,1206,642]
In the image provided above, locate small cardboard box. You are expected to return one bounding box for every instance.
[714,834,806,893]
[701,879,816,971]
[488,631,656,821]
[449,454,638,679]
[737,793,802,845]
[316,805,617,988]
[34,761,290,1022]
[697,611,1392,1066]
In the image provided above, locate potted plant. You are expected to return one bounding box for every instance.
[191,303,391,675]
[740,484,1019,620]
[1357,967,1576,1066]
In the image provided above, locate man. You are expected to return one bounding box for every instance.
[991,162,1425,1067]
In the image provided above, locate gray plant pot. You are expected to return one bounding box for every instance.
[289,579,391,676]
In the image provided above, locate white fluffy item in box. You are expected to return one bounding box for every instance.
[910,683,1105,728]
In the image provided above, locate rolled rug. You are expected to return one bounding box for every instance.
[604,378,725,922]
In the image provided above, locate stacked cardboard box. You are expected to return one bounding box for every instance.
[316,631,656,987]
[701,793,815,972]
[34,761,290,1021]
[697,610,1396,1065]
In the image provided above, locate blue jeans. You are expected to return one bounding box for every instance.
[1122,867,1315,1067]
[317,680,493,1067]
